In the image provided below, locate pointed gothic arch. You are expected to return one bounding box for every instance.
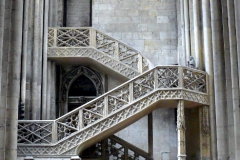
[61,66,104,101]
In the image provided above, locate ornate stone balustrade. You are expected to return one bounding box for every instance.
[48,27,150,73]
[17,66,208,157]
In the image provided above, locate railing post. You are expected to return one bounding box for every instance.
[178,66,184,89]
[104,96,109,116]
[124,146,128,159]
[154,68,158,89]
[90,28,96,48]
[53,28,57,47]
[51,121,58,143]
[78,109,83,130]
[114,42,119,60]
[138,54,143,73]
[177,100,186,160]
[129,82,134,102]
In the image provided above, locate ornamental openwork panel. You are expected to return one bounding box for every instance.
[157,67,179,88]
[133,71,155,100]
[107,138,125,160]
[108,84,130,102]
[56,28,90,47]
[83,108,103,127]
[120,54,139,70]
[183,68,206,93]
[57,122,78,141]
[96,31,116,57]
[48,28,54,47]
[58,111,79,130]
[108,95,128,114]
[18,121,53,144]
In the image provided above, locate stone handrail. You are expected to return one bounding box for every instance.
[17,66,208,156]
[48,27,151,73]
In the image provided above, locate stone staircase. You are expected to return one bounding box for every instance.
[18,66,208,158]
[17,28,208,159]
[47,27,152,80]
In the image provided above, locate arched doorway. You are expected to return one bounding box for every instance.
[61,66,104,114]
[68,75,97,111]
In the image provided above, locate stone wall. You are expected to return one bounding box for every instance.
[67,0,91,27]
[115,108,177,159]
[92,0,178,65]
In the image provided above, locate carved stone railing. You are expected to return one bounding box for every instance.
[48,27,151,74]
[17,66,208,157]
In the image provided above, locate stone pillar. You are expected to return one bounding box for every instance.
[183,0,191,61]
[38,0,44,114]
[177,100,186,160]
[234,0,240,96]
[193,0,203,70]
[47,60,52,120]
[42,0,49,120]
[20,0,29,117]
[202,0,217,159]
[0,0,5,158]
[179,0,187,66]
[31,0,40,120]
[199,106,211,160]
[227,0,240,158]
[5,0,23,159]
[210,0,228,159]
[51,62,56,119]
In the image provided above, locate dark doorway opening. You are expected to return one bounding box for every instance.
[68,75,96,111]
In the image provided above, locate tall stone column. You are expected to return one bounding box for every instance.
[210,0,228,159]
[51,62,56,119]
[31,0,40,119]
[20,0,29,117]
[5,0,23,159]
[42,0,49,120]
[202,0,217,159]
[234,0,240,95]
[199,106,211,160]
[179,0,187,66]
[193,0,203,70]
[227,0,240,158]
[183,0,191,61]
[177,100,186,160]
[0,0,5,158]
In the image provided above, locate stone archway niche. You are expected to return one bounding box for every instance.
[61,66,104,114]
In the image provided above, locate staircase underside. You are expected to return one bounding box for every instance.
[48,47,140,81]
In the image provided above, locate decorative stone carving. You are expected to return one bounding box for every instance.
[177,100,186,131]
[48,28,150,73]
[187,56,196,68]
[17,66,208,156]
[200,106,210,135]
[61,66,103,101]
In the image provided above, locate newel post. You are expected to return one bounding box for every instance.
[104,96,109,116]
[138,54,143,73]
[90,28,96,47]
[78,109,83,130]
[129,82,134,102]
[53,28,57,47]
[178,66,184,89]
[52,121,58,143]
